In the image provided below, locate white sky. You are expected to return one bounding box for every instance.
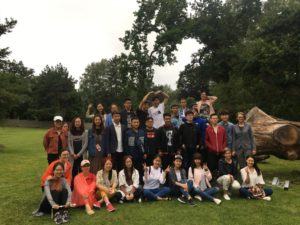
[0,0,200,89]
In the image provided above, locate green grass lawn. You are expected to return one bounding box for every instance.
[0,127,300,225]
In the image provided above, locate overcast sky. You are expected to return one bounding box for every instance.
[0,0,199,89]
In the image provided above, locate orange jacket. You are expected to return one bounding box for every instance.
[40,159,72,187]
[43,128,68,154]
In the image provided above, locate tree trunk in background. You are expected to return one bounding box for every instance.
[246,107,300,160]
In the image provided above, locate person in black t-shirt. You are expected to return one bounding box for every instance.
[136,91,153,129]
[144,117,159,165]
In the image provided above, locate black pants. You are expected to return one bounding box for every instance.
[200,147,208,163]
[183,147,196,173]
[207,151,222,176]
[132,154,144,185]
[115,187,143,201]
[111,152,124,173]
[38,189,68,214]
[72,156,83,182]
[47,154,59,165]
[161,154,172,170]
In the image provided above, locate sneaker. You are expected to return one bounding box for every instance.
[223,194,231,200]
[138,198,142,203]
[262,196,271,201]
[61,210,70,223]
[54,211,63,224]
[119,200,124,204]
[32,210,44,217]
[213,198,222,205]
[93,201,102,209]
[70,203,77,208]
[194,195,202,202]
[177,196,187,204]
[106,203,116,212]
[188,198,197,207]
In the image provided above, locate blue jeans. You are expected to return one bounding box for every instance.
[170,180,193,198]
[239,187,273,199]
[192,187,220,202]
[143,187,171,201]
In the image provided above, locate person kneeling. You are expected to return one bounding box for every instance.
[143,155,171,201]
[188,153,222,205]
[33,162,71,224]
[116,155,143,203]
[168,155,196,206]
[95,158,117,212]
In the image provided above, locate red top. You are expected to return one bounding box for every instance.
[205,125,227,153]
[40,159,72,187]
[43,128,68,154]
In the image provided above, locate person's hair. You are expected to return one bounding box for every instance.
[180,98,186,101]
[152,96,160,101]
[145,117,153,122]
[52,162,64,173]
[190,153,203,175]
[123,155,134,185]
[185,110,194,116]
[236,112,246,119]
[152,155,162,162]
[163,113,171,118]
[192,108,198,113]
[219,110,229,116]
[246,155,261,175]
[171,104,179,108]
[103,157,113,181]
[70,117,85,135]
[96,103,105,115]
[92,114,104,134]
[124,98,132,103]
[112,111,121,116]
[209,113,218,119]
[131,116,139,122]
[59,149,69,156]
[200,91,207,95]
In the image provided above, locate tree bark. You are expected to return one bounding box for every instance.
[246,107,300,160]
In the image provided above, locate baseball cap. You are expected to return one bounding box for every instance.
[80,159,90,167]
[53,115,63,121]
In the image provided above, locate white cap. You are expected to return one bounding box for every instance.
[80,159,90,167]
[53,115,63,121]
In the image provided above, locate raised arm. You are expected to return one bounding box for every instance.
[155,90,169,104]
[139,91,154,109]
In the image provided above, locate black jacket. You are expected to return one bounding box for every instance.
[157,125,179,154]
[103,123,126,155]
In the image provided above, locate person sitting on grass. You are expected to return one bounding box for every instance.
[143,155,171,201]
[116,155,143,203]
[32,162,72,224]
[41,150,72,191]
[71,160,98,215]
[217,148,241,200]
[95,158,117,212]
[168,155,196,206]
[240,155,273,201]
[188,153,222,205]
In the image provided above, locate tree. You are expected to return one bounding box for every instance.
[31,64,82,121]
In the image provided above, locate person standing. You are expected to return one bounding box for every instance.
[136,91,153,129]
[148,90,169,129]
[232,112,256,169]
[171,104,184,129]
[205,114,227,176]
[87,115,104,174]
[120,98,136,129]
[179,98,189,119]
[178,111,201,172]
[196,91,217,120]
[124,117,145,182]
[86,103,107,126]
[144,117,159,166]
[218,110,234,150]
[68,117,88,180]
[43,115,68,165]
[105,103,119,127]
[157,113,179,169]
[103,111,126,172]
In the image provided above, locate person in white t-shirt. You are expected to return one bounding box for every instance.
[148,90,169,129]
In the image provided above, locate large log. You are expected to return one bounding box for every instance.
[246,107,300,160]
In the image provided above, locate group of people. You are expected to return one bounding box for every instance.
[33,90,273,224]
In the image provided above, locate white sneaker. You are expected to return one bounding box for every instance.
[138,198,142,203]
[194,195,202,201]
[223,194,231,200]
[213,198,222,205]
[262,196,271,201]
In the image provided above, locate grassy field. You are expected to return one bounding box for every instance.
[0,127,299,225]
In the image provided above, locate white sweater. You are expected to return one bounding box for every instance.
[143,166,166,189]
[118,169,139,192]
[240,167,265,188]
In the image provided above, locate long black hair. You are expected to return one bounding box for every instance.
[103,157,113,181]
[70,116,85,135]
[92,114,104,134]
[190,153,204,176]
[52,162,65,174]
[123,155,134,185]
[246,155,261,176]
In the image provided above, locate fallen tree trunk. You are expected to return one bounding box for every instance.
[246,107,300,160]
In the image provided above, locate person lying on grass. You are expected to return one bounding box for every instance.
[71,160,98,215]
[116,155,143,203]
[239,155,273,201]
[188,153,222,205]
[143,155,171,201]
[168,155,196,207]
[33,162,71,224]
[95,158,117,212]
